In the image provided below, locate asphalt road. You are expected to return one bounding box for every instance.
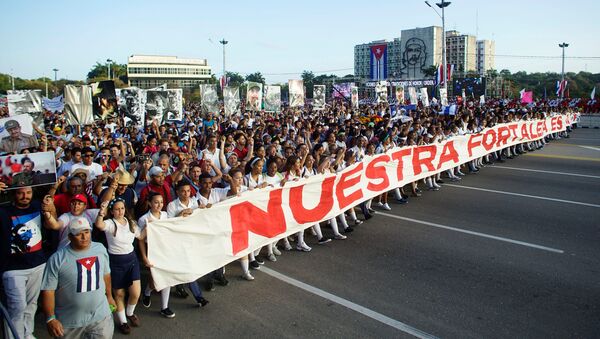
[34,128,600,339]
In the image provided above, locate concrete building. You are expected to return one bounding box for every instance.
[399,26,443,80]
[354,38,402,80]
[477,40,496,76]
[446,30,477,77]
[127,55,211,89]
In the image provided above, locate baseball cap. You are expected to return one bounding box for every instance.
[4,120,20,130]
[68,218,91,235]
[71,193,88,204]
[149,166,164,177]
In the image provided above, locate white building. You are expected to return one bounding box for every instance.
[477,40,496,76]
[446,30,477,77]
[127,55,212,89]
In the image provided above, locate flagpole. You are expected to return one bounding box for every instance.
[220,39,228,87]
[559,42,568,98]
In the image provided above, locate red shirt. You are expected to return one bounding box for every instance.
[139,182,173,212]
[233,146,248,160]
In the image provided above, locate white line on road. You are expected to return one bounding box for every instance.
[377,212,564,254]
[489,165,600,179]
[444,184,600,208]
[579,145,600,152]
[260,266,439,339]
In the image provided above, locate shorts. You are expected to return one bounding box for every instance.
[108,251,140,289]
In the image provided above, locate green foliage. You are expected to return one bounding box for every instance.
[497,70,599,98]
[225,72,245,87]
[245,72,265,84]
[86,62,128,84]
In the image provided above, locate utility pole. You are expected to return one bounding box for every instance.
[558,43,568,98]
[106,59,113,80]
[219,39,228,86]
[425,1,451,98]
[53,68,59,82]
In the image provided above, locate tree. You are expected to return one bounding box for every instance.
[86,62,128,84]
[245,72,265,84]
[301,70,316,98]
[226,72,245,86]
[423,65,438,77]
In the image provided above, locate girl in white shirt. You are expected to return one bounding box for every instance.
[137,192,175,318]
[96,198,142,334]
[317,156,347,240]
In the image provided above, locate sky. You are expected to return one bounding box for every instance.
[1,0,598,84]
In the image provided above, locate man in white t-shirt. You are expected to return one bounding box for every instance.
[199,134,221,176]
[42,194,100,248]
[71,147,103,182]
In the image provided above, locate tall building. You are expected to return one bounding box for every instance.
[477,40,496,76]
[353,26,443,81]
[127,55,212,90]
[400,26,443,80]
[354,38,402,80]
[446,30,477,77]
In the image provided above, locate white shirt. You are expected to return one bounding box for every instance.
[138,210,168,233]
[245,173,266,189]
[71,162,104,181]
[196,188,229,205]
[57,209,100,248]
[103,218,140,255]
[265,172,284,187]
[167,197,199,218]
[200,147,222,175]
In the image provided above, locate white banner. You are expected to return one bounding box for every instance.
[148,114,578,290]
[223,86,240,116]
[375,82,388,104]
[439,88,448,107]
[313,85,326,110]
[420,88,429,107]
[351,86,359,109]
[200,84,219,115]
[264,85,281,112]
[289,80,304,107]
[408,87,418,105]
[64,85,94,126]
[8,90,43,116]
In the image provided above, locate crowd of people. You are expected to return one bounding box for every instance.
[0,96,575,338]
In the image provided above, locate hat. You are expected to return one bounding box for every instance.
[115,169,135,185]
[53,126,62,132]
[149,166,164,177]
[367,122,375,128]
[71,193,88,204]
[4,120,20,130]
[70,168,89,178]
[68,218,91,235]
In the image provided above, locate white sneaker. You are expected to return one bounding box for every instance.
[242,272,254,281]
[334,234,347,240]
[382,203,391,211]
[283,243,293,251]
[296,243,312,252]
[267,253,277,262]
[272,246,282,256]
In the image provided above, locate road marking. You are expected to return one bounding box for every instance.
[444,184,600,208]
[489,165,600,179]
[378,212,564,254]
[579,145,600,152]
[523,153,600,162]
[261,266,439,339]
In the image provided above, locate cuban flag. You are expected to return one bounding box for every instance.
[556,80,567,97]
[436,64,455,86]
[220,76,229,90]
[370,44,388,80]
[76,256,100,293]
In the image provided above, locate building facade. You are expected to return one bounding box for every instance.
[127,55,211,90]
[399,26,443,80]
[477,40,496,76]
[354,26,443,81]
[446,30,477,77]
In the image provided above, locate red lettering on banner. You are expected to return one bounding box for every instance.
[412,145,437,176]
[365,154,391,191]
[437,141,459,169]
[550,117,559,131]
[557,117,563,130]
[391,148,412,181]
[508,124,519,141]
[520,124,530,140]
[496,126,511,147]
[289,177,335,224]
[467,134,482,157]
[536,121,544,137]
[229,189,286,255]
[529,122,538,139]
[482,129,496,151]
[335,163,364,210]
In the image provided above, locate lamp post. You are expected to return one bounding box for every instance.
[558,43,568,98]
[425,0,451,96]
[52,68,59,82]
[106,59,113,80]
[219,39,228,86]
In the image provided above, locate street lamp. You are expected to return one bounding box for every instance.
[425,0,451,98]
[52,68,59,82]
[219,39,228,86]
[558,43,568,98]
[106,59,113,80]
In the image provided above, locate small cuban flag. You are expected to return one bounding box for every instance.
[76,256,100,293]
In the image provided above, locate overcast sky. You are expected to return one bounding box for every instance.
[1,0,598,83]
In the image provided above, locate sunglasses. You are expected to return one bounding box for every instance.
[83,154,94,157]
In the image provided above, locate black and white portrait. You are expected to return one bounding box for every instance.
[313,85,325,110]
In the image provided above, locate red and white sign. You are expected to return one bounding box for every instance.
[148,113,578,290]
